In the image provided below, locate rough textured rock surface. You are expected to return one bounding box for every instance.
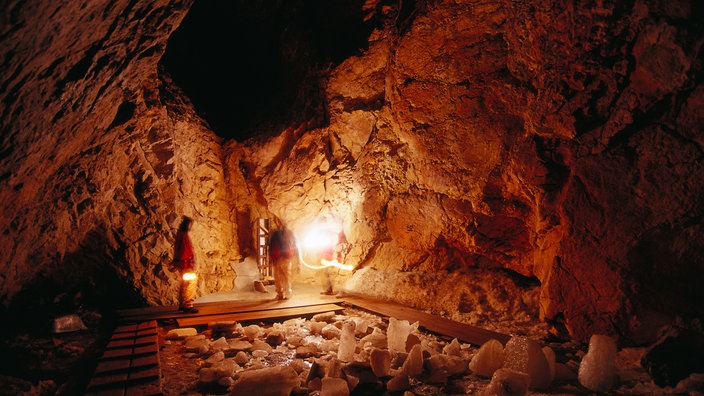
[0,0,240,311]
[1,0,702,344]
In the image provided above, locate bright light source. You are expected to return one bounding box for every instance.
[302,223,341,250]
[296,219,352,271]
[182,272,197,281]
[321,259,354,271]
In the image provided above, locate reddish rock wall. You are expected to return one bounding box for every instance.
[241,0,704,343]
[0,0,240,310]
[0,0,702,343]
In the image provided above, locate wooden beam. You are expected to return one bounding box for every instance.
[341,295,511,346]
[117,295,339,323]
[176,303,344,327]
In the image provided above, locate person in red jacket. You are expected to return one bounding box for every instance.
[173,216,198,313]
[269,226,296,300]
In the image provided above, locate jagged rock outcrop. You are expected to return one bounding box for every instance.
[0,0,241,311]
[1,0,702,343]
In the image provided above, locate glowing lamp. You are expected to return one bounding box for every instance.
[182,272,197,281]
[297,220,352,271]
[302,225,340,250]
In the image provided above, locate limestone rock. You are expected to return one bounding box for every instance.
[308,321,328,335]
[51,315,87,333]
[388,318,418,354]
[542,345,556,385]
[209,321,238,338]
[578,334,618,392]
[184,336,208,355]
[250,340,273,353]
[296,345,320,358]
[338,321,357,362]
[386,373,410,392]
[369,348,391,377]
[234,351,249,365]
[210,337,230,353]
[166,327,198,340]
[265,329,285,346]
[199,358,238,384]
[206,351,225,364]
[360,327,387,349]
[401,344,424,377]
[322,324,342,340]
[469,339,504,378]
[442,338,462,356]
[228,340,252,351]
[243,325,264,341]
[321,377,349,396]
[312,311,338,323]
[231,366,300,395]
[427,354,468,378]
[503,336,552,390]
[483,368,530,396]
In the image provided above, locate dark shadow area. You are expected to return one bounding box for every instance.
[159,0,377,141]
[1,228,144,334]
[626,221,704,319]
[0,226,146,394]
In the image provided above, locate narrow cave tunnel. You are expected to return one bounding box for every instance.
[159,0,377,141]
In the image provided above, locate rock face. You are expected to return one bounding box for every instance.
[1,0,702,343]
[0,0,240,310]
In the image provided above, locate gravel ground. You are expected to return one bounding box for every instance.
[155,306,685,396]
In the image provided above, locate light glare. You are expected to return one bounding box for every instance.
[182,272,197,281]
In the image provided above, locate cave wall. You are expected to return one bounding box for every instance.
[0,0,241,310]
[1,0,702,343]
[239,0,704,343]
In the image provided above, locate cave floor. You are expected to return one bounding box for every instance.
[0,284,682,395]
[118,281,511,346]
[86,281,514,394]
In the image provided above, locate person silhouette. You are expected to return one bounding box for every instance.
[269,226,295,300]
[173,216,198,313]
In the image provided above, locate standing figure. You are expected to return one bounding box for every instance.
[269,226,295,300]
[320,235,336,295]
[320,229,349,295]
[173,216,199,313]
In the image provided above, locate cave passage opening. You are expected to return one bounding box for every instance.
[159,0,377,142]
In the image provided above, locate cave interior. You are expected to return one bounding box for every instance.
[1,0,704,393]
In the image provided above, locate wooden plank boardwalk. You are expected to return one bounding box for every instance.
[117,294,343,324]
[86,295,344,395]
[85,320,161,395]
[86,293,510,394]
[176,302,344,327]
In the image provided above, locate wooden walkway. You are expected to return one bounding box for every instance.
[176,302,343,327]
[86,293,510,395]
[85,321,161,396]
[116,295,344,324]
